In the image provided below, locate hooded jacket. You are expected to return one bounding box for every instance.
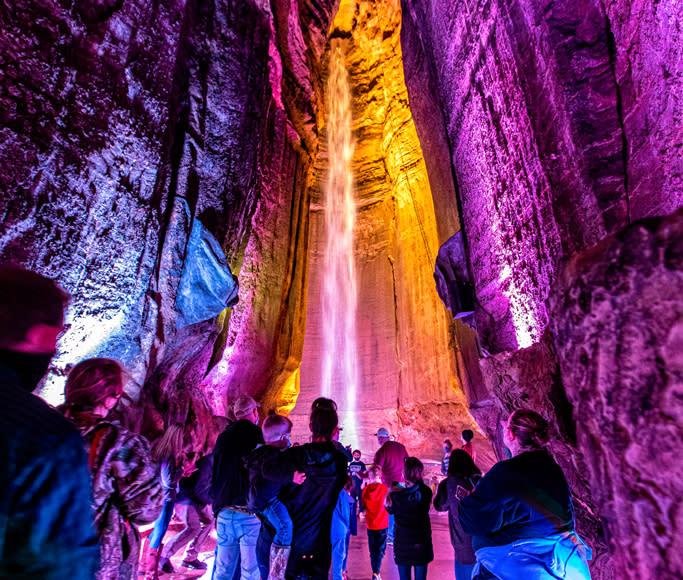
[387,482,434,566]
[362,482,389,530]
[265,441,348,577]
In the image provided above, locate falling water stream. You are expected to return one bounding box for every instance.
[321,41,359,448]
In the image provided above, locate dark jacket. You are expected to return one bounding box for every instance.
[387,482,434,566]
[246,445,293,512]
[434,474,481,564]
[459,449,575,550]
[211,419,263,513]
[178,453,214,507]
[264,441,348,578]
[0,357,99,578]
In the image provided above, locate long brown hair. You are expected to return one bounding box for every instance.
[64,358,124,413]
[151,423,185,462]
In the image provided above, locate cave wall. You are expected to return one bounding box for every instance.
[0,0,337,425]
[401,0,682,576]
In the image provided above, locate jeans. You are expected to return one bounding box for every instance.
[162,503,213,560]
[149,497,175,549]
[455,560,474,580]
[212,508,261,580]
[259,498,293,547]
[397,564,428,580]
[367,528,387,573]
[388,514,395,542]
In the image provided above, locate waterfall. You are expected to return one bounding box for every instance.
[321,41,359,448]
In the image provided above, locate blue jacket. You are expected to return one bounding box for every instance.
[0,358,99,578]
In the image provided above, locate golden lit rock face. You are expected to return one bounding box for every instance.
[295,0,483,458]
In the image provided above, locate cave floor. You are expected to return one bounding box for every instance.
[158,511,454,579]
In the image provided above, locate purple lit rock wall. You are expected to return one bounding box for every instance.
[402,0,682,576]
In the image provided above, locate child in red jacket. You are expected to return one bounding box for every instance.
[362,467,389,580]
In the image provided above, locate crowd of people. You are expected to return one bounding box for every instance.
[0,265,592,580]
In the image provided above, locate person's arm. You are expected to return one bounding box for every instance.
[433,479,449,512]
[384,490,394,514]
[5,432,99,579]
[110,431,164,525]
[459,463,506,536]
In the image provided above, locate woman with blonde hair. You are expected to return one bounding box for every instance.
[63,358,162,580]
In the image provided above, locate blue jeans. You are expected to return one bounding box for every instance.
[149,498,175,549]
[388,513,395,541]
[212,508,261,580]
[455,560,474,580]
[331,532,348,580]
[259,498,292,547]
[397,564,428,580]
[367,528,387,573]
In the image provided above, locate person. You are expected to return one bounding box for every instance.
[348,449,367,513]
[441,439,453,475]
[434,450,482,580]
[461,430,476,462]
[142,422,187,577]
[263,396,349,579]
[459,409,592,579]
[386,457,433,580]
[0,266,99,577]
[361,466,389,580]
[331,476,355,580]
[62,358,163,579]
[373,426,408,542]
[159,452,213,573]
[246,413,305,580]
[212,395,264,580]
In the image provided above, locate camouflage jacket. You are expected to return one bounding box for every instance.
[81,421,163,580]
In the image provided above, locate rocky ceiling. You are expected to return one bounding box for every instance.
[1,0,681,577]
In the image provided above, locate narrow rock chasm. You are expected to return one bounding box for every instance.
[1,0,681,578]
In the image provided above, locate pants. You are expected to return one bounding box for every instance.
[455,560,475,580]
[260,498,293,547]
[397,564,428,580]
[162,503,213,561]
[149,497,175,549]
[367,528,387,573]
[330,531,349,580]
[388,514,395,542]
[212,508,261,580]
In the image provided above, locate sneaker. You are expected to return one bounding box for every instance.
[159,558,174,573]
[182,558,208,571]
[372,574,382,580]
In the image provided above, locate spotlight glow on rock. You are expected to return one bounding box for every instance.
[321,41,359,448]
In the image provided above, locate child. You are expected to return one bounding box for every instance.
[348,449,367,514]
[361,467,389,580]
[331,475,356,580]
[386,457,434,580]
[441,439,453,475]
[246,414,305,580]
[461,429,476,462]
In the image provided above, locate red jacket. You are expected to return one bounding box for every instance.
[362,482,389,530]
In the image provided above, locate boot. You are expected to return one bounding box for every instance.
[268,544,291,580]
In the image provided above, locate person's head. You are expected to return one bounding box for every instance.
[263,413,293,448]
[375,427,390,446]
[504,409,550,454]
[0,266,68,354]
[443,438,453,453]
[64,358,125,418]
[352,449,361,461]
[461,429,474,444]
[309,397,339,441]
[403,457,424,485]
[448,449,481,478]
[367,466,381,482]
[232,394,260,425]
[151,422,186,463]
